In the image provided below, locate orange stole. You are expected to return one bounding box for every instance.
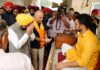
[33,20,45,48]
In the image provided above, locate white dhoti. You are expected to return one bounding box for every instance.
[61,60,87,70]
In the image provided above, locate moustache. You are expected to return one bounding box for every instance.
[75,29,81,32]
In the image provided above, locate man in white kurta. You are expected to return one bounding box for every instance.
[0,49,34,70]
[0,19,34,70]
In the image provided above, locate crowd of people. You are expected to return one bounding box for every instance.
[0,1,100,70]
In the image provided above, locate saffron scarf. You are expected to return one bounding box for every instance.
[33,19,45,48]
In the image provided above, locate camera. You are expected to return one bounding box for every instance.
[57,13,61,20]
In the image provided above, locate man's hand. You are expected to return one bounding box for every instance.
[49,18,56,24]
[26,23,34,35]
[56,62,65,70]
[61,16,70,28]
[44,38,52,43]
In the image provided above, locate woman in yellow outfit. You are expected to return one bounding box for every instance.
[56,14,99,70]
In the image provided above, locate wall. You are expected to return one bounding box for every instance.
[71,0,100,14]
[5,0,33,6]
[7,0,24,6]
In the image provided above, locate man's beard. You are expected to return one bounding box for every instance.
[75,29,82,32]
[20,27,26,30]
[30,13,34,16]
[6,11,12,14]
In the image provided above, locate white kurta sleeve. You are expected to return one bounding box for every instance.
[46,18,52,26]
[8,28,29,49]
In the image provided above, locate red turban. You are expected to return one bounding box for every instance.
[4,2,13,8]
[92,9,99,16]
[43,7,51,13]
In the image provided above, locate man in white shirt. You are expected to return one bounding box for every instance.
[0,19,34,70]
[67,10,75,30]
[8,14,35,58]
[47,11,70,37]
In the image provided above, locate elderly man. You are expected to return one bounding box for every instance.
[56,14,99,70]
[0,19,34,70]
[8,14,35,58]
[31,10,51,70]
